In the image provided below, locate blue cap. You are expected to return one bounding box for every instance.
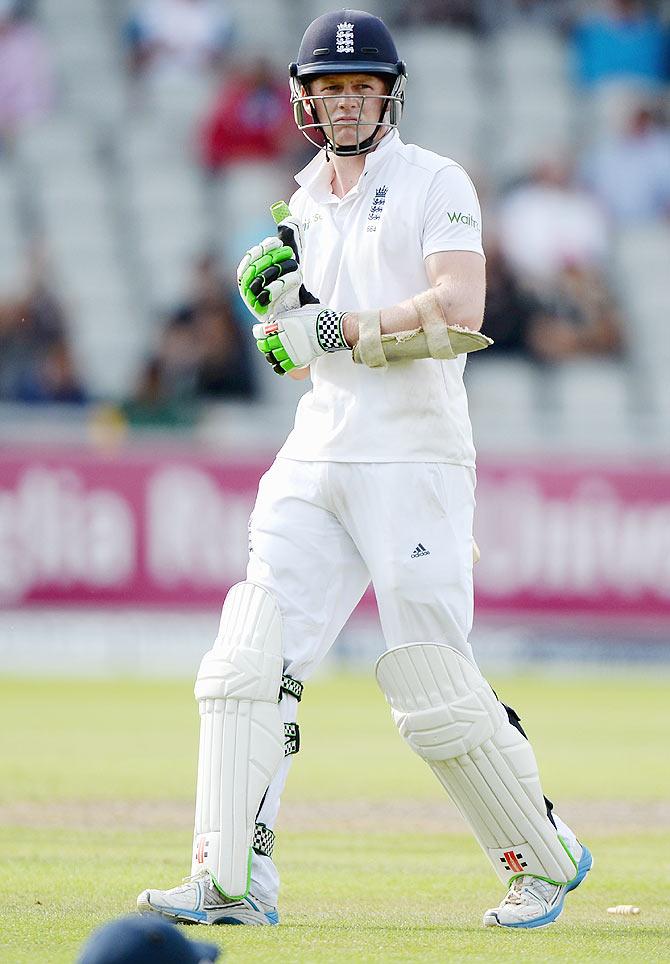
[76,915,220,964]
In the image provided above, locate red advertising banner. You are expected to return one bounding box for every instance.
[1,447,669,619]
[474,463,670,620]
[0,449,264,607]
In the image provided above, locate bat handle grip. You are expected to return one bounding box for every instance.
[269,200,318,306]
[271,200,291,224]
[271,200,299,261]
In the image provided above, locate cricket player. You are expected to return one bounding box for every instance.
[138,9,592,929]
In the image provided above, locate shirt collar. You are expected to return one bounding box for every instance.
[294,129,401,203]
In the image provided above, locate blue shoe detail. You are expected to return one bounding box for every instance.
[213,908,279,926]
[155,906,207,924]
[500,845,593,929]
[566,844,593,893]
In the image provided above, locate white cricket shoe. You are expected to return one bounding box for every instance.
[483,844,593,929]
[137,869,279,926]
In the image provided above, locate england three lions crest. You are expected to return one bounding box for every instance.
[367,185,388,232]
[336,21,354,53]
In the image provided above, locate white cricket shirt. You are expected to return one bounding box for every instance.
[278,130,485,465]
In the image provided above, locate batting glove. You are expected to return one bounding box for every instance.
[237,237,319,323]
[253,305,350,374]
[237,237,299,320]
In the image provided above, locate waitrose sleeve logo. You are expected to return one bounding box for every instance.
[447,211,480,231]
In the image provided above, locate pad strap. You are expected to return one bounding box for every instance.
[355,310,387,368]
[411,290,457,359]
[251,823,275,857]
[252,822,275,858]
[280,674,303,702]
[250,725,298,862]
[284,722,300,756]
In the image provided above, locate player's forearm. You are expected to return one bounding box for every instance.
[342,279,485,348]
[287,366,311,380]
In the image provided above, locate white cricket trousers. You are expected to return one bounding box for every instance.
[244,457,477,904]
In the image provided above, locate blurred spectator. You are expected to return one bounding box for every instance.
[572,0,670,91]
[0,247,86,404]
[12,336,87,403]
[199,58,298,173]
[125,0,233,82]
[524,263,624,363]
[122,333,200,427]
[477,236,623,365]
[477,237,540,354]
[390,0,485,32]
[496,159,622,365]
[388,0,582,34]
[181,252,255,399]
[124,253,255,426]
[476,0,580,34]
[580,101,670,224]
[498,157,610,285]
[0,0,54,150]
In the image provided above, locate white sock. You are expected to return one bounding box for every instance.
[552,812,581,861]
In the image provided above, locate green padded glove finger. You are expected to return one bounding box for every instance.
[254,337,294,375]
[242,246,293,288]
[245,290,266,315]
[254,254,275,276]
[250,259,299,299]
[241,263,261,290]
[267,333,284,352]
[274,245,294,263]
[271,345,290,363]
[241,247,296,324]
[256,334,289,358]
[241,266,254,290]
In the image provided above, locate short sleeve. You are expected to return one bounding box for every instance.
[422,163,485,260]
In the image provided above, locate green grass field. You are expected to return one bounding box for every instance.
[1,672,669,962]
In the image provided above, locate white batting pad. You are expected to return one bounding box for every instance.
[375,643,577,885]
[192,582,285,897]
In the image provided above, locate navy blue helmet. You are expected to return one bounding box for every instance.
[76,915,219,964]
[289,9,407,155]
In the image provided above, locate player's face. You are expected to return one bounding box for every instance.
[309,73,390,148]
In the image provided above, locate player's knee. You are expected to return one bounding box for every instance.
[195,581,284,703]
[195,581,305,745]
[372,566,428,619]
[375,641,503,760]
